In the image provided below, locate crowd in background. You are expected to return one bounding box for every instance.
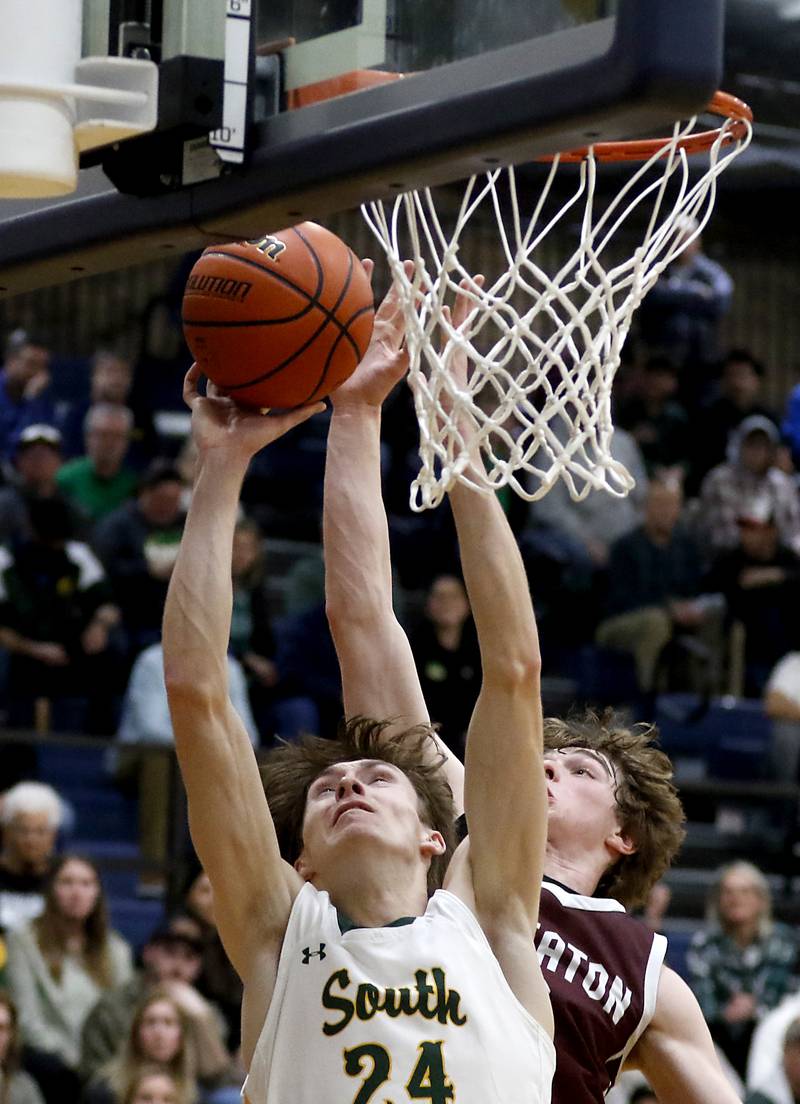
[0,233,800,1102]
[2,232,800,764]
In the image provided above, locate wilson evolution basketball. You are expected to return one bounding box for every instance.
[182,222,374,408]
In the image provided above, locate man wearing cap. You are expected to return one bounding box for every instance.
[0,423,87,545]
[639,220,734,391]
[0,330,55,466]
[80,920,233,1087]
[699,414,800,557]
[707,505,800,696]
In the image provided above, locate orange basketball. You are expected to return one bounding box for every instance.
[181,222,374,408]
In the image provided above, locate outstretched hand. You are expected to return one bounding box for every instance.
[443,275,484,389]
[183,363,325,461]
[330,259,413,410]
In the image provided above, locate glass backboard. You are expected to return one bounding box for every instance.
[0,0,724,296]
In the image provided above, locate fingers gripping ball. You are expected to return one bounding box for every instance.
[182,223,375,408]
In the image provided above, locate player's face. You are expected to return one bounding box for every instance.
[300,759,437,875]
[543,747,632,861]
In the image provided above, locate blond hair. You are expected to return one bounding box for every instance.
[102,988,197,1104]
[707,860,772,938]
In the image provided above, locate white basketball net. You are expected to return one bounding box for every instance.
[362,103,753,510]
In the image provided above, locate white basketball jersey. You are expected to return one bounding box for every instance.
[243,882,555,1104]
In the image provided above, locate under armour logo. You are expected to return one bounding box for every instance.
[247,233,286,260]
[302,944,326,964]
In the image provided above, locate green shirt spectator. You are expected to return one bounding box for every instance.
[56,402,137,521]
[56,457,137,521]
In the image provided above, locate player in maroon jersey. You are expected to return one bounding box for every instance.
[322,271,741,1104]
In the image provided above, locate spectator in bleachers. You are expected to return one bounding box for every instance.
[0,497,124,737]
[409,574,480,761]
[228,518,281,739]
[615,354,690,477]
[59,351,147,463]
[80,921,232,1093]
[746,1016,800,1104]
[129,285,194,460]
[526,424,648,575]
[271,599,342,739]
[0,424,87,546]
[763,651,800,780]
[83,989,199,1104]
[638,219,733,392]
[688,350,779,496]
[170,868,242,1058]
[238,409,329,543]
[686,861,799,1080]
[228,518,325,742]
[641,880,672,934]
[698,416,800,558]
[595,479,717,697]
[114,638,257,896]
[0,331,55,468]
[520,425,648,643]
[707,512,800,696]
[92,461,186,657]
[6,854,134,1104]
[0,783,64,933]
[56,404,139,523]
[0,992,45,1104]
[123,1068,185,1104]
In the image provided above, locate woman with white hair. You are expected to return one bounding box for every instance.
[687,861,799,1079]
[0,783,65,932]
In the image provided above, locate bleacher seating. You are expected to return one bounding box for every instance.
[655,693,774,780]
[36,742,163,948]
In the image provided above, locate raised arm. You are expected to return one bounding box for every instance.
[442,286,550,1026]
[627,966,743,1104]
[163,366,317,980]
[324,266,464,810]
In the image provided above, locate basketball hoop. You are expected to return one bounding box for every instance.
[362,92,753,510]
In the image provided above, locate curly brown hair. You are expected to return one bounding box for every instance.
[543,709,685,909]
[261,716,457,894]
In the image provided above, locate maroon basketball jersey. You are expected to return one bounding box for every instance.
[536,877,666,1102]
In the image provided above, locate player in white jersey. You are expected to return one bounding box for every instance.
[162,279,555,1104]
[322,276,744,1104]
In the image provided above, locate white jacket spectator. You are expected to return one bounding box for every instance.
[699,416,800,557]
[747,999,800,1100]
[117,643,258,748]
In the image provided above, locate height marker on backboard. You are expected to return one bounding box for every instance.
[210,0,253,164]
